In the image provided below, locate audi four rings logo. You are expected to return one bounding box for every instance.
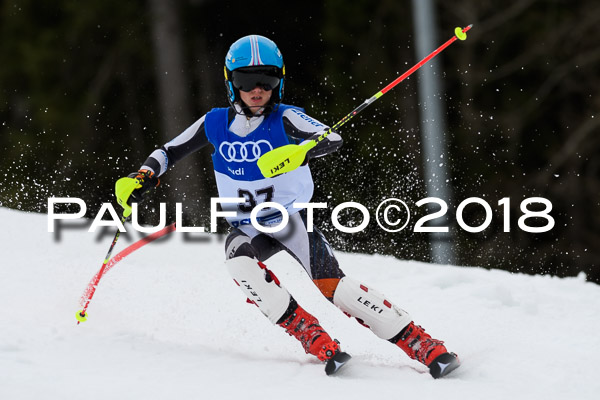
[219,140,273,162]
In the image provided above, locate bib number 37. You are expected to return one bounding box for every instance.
[238,186,275,213]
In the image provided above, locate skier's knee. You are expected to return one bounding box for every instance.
[312,278,342,302]
[332,276,411,340]
[225,233,258,260]
[226,256,291,324]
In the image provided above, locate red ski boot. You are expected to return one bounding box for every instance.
[392,321,460,378]
[278,304,340,362]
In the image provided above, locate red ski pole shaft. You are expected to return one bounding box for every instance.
[327,24,473,135]
[379,24,473,96]
[77,215,127,324]
[77,221,177,324]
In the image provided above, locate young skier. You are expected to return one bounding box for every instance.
[116,35,459,378]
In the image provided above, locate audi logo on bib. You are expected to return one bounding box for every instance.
[219,140,274,162]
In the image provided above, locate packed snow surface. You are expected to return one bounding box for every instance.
[1,207,598,399]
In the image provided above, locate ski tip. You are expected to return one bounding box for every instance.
[429,352,460,379]
[325,351,352,376]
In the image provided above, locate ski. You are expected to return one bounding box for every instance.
[428,352,460,379]
[325,351,352,376]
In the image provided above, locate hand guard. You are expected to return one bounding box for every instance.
[115,170,160,217]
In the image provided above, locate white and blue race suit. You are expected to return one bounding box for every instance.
[204,105,313,228]
[139,103,345,296]
[140,103,343,229]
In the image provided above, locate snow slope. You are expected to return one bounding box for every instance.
[0,207,598,400]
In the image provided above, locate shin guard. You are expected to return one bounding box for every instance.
[226,256,291,324]
[332,276,411,340]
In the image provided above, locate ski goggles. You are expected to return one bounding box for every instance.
[231,67,281,92]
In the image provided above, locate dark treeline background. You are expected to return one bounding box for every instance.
[1,0,598,283]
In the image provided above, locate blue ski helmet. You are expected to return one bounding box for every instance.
[224,35,285,111]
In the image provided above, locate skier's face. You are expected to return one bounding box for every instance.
[239,86,272,113]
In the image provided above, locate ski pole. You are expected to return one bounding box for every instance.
[76,222,177,324]
[257,25,473,178]
[76,214,127,324]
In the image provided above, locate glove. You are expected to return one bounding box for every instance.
[303,129,342,161]
[115,169,160,217]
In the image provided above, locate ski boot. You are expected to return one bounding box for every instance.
[279,303,351,375]
[391,321,460,378]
